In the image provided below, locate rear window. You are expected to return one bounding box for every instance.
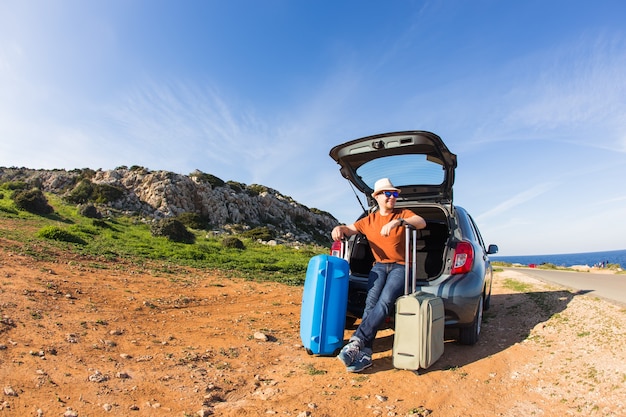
[356,154,445,189]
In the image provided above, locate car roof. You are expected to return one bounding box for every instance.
[329,130,457,204]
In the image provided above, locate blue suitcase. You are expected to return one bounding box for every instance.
[300,253,350,355]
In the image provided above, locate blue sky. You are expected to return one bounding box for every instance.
[1,0,625,256]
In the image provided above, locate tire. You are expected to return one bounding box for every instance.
[483,291,491,311]
[459,294,483,345]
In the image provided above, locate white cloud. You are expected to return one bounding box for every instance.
[476,182,558,223]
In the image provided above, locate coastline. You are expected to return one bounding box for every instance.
[491,248,626,271]
[495,262,621,274]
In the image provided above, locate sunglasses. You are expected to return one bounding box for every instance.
[381,191,399,198]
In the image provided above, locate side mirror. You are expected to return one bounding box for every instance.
[487,244,499,255]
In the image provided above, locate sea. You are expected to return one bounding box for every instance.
[491,248,626,268]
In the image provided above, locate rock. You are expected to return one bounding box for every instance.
[3,386,17,396]
[0,167,338,245]
[254,332,269,341]
[88,371,109,383]
[64,408,79,417]
[197,408,213,416]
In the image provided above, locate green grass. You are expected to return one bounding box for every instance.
[502,278,534,293]
[0,187,328,286]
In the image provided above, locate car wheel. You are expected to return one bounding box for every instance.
[483,291,491,311]
[459,294,483,345]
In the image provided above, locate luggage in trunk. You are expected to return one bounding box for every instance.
[300,252,350,355]
[392,226,445,370]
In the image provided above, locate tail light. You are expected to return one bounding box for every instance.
[330,240,343,257]
[451,241,474,275]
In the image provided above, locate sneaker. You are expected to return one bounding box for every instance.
[337,341,361,367]
[346,348,372,373]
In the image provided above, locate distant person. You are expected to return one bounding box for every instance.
[331,178,426,372]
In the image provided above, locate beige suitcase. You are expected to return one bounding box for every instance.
[392,226,445,370]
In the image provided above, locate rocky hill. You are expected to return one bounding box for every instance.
[0,166,339,245]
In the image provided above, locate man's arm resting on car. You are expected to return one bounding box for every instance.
[332,224,358,241]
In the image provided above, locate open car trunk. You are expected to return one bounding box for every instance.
[345,206,451,318]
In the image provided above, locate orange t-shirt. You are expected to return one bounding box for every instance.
[353,209,415,264]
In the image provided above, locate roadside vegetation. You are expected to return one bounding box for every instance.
[0,183,328,286]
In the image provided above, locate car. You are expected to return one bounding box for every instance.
[329,130,498,345]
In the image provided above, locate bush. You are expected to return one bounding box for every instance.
[248,184,269,196]
[13,188,54,215]
[79,204,102,219]
[65,179,94,204]
[151,218,195,243]
[241,226,274,241]
[65,180,124,204]
[37,226,86,245]
[190,170,225,188]
[176,212,212,230]
[222,237,245,250]
[93,183,124,204]
[5,181,29,191]
[78,168,96,180]
[226,181,245,193]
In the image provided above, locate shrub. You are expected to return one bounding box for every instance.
[65,179,94,204]
[248,184,269,194]
[151,218,195,243]
[79,204,102,219]
[222,237,245,250]
[247,184,269,197]
[5,181,29,191]
[13,188,54,215]
[226,181,245,193]
[241,226,274,241]
[37,226,86,245]
[66,180,124,204]
[93,183,124,203]
[190,170,225,188]
[176,212,212,230]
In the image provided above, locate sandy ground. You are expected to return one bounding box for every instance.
[1,239,625,417]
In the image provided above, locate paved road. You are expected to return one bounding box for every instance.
[502,267,626,306]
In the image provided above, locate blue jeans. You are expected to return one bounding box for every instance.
[351,262,406,349]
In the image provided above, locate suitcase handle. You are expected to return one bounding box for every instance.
[404,225,418,296]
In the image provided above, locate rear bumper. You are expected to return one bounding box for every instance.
[346,271,485,327]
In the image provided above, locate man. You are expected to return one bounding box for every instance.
[331,178,426,372]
